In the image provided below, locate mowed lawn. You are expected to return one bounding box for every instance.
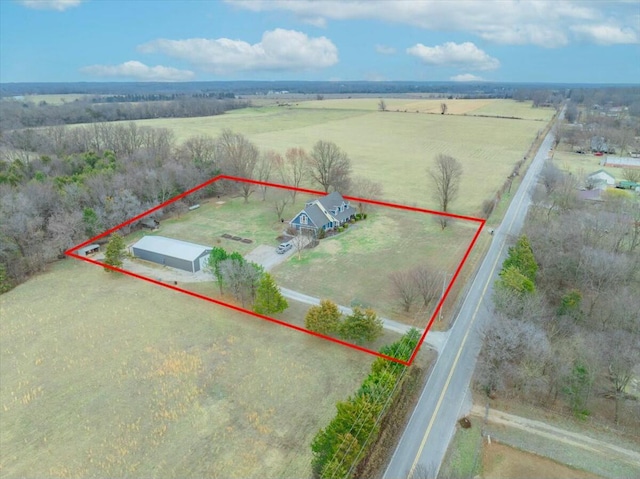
[120,99,554,215]
[0,260,372,478]
[125,190,306,256]
[271,207,480,326]
[122,189,480,327]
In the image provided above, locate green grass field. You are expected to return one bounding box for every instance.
[0,260,372,478]
[123,187,479,328]
[109,99,553,216]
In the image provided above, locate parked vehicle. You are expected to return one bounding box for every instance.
[276,241,293,254]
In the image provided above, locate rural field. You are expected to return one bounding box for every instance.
[110,99,555,215]
[0,259,375,478]
[482,442,603,479]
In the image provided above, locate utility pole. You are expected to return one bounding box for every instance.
[439,272,450,321]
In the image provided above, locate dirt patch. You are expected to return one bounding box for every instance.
[482,442,603,479]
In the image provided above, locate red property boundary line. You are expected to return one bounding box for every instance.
[65,175,485,366]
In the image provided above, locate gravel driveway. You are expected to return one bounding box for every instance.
[244,244,295,271]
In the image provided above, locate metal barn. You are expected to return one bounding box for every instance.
[131,236,212,273]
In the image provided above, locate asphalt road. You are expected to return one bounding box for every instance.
[383,128,557,479]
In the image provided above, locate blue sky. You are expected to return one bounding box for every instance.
[1,0,639,84]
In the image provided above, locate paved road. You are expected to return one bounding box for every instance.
[383,127,557,478]
[279,287,450,351]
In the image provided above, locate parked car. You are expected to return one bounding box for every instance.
[276,241,293,254]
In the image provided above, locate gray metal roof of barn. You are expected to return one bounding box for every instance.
[132,236,212,261]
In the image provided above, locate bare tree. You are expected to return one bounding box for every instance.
[216,129,259,202]
[378,99,387,112]
[291,228,314,260]
[348,176,383,214]
[412,265,440,309]
[277,147,309,203]
[541,162,563,194]
[256,150,277,200]
[427,154,463,228]
[389,270,418,313]
[622,168,640,183]
[308,140,352,193]
[273,190,290,221]
[182,134,217,166]
[440,103,447,115]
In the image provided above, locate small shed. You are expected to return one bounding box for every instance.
[131,236,212,273]
[76,244,100,256]
[141,218,160,229]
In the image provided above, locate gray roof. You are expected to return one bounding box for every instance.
[304,203,332,227]
[132,236,211,262]
[604,156,640,168]
[315,191,346,211]
[77,244,99,254]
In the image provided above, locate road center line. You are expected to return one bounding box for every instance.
[407,155,539,476]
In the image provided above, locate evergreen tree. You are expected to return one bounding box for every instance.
[208,246,228,293]
[497,265,535,294]
[253,273,288,315]
[0,263,13,294]
[503,235,538,282]
[305,300,342,336]
[340,307,384,344]
[103,233,125,272]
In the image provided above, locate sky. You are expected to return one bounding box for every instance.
[0,0,639,84]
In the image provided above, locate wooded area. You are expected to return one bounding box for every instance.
[476,166,640,429]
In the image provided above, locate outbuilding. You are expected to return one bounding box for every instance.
[76,244,100,256]
[131,236,212,273]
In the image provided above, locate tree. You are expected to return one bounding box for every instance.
[103,233,125,272]
[378,99,387,112]
[216,129,259,202]
[308,140,352,193]
[340,307,383,344]
[256,150,276,201]
[412,265,439,309]
[253,273,288,315]
[0,263,13,293]
[622,168,640,183]
[389,270,418,312]
[497,265,535,294]
[219,257,262,307]
[305,299,342,336]
[440,102,448,115]
[349,176,383,215]
[273,190,290,221]
[427,154,462,229]
[208,246,229,293]
[502,235,538,283]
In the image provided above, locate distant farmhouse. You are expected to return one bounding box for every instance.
[131,236,211,273]
[290,192,356,234]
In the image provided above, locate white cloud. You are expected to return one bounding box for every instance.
[81,61,195,81]
[571,24,638,45]
[227,0,638,48]
[407,42,500,71]
[302,16,327,28]
[375,44,396,55]
[138,29,338,74]
[451,73,484,82]
[19,0,83,10]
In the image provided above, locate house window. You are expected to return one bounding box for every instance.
[300,214,308,225]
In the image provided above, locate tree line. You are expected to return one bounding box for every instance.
[0,97,247,131]
[0,122,383,293]
[311,329,420,478]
